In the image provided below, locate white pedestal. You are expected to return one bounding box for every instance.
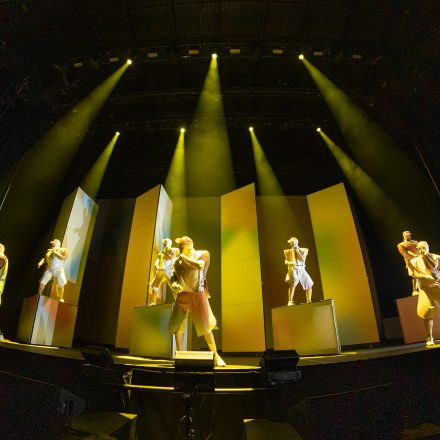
[272,299,341,356]
[16,295,78,347]
[130,304,188,358]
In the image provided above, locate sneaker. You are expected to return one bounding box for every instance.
[60,298,64,303]
[426,337,435,347]
[214,353,226,367]
[287,301,294,306]
[148,302,156,306]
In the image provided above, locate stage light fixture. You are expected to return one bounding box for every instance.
[116,131,120,136]
[188,48,200,56]
[313,51,324,57]
[212,53,218,59]
[299,54,304,60]
[147,52,158,59]
[73,62,83,68]
[272,48,283,55]
[180,127,186,133]
[109,57,120,63]
[249,126,254,132]
[316,127,321,132]
[126,59,132,65]
[230,48,240,55]
[174,351,215,392]
[352,54,362,60]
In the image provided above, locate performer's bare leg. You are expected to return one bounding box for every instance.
[175,330,184,351]
[424,318,434,346]
[149,287,158,306]
[204,331,225,367]
[288,283,298,305]
[305,288,312,304]
[56,285,64,302]
[38,283,45,295]
[412,278,418,294]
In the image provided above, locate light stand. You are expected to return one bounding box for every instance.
[174,351,215,440]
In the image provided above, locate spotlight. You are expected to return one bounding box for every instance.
[299,54,304,60]
[249,126,254,132]
[180,128,185,133]
[316,127,321,132]
[126,59,132,65]
[212,53,217,59]
[116,131,120,136]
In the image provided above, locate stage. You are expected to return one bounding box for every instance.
[2,338,440,439]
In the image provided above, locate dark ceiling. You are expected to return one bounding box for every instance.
[1,0,439,197]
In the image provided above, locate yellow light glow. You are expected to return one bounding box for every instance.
[212,53,217,59]
[180,127,185,133]
[126,59,133,65]
[249,126,254,132]
[116,131,120,135]
[299,54,304,60]
[316,127,321,132]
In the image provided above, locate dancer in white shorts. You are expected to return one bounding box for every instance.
[38,239,68,302]
[284,237,313,305]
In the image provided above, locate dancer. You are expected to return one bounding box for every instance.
[148,238,179,305]
[284,237,313,305]
[37,239,68,302]
[410,241,440,347]
[397,230,419,293]
[0,243,8,306]
[168,236,225,367]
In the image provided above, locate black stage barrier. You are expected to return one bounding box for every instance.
[0,370,85,440]
[288,382,402,440]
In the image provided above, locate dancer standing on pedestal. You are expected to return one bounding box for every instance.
[410,240,440,347]
[397,230,419,294]
[0,244,8,306]
[285,237,313,305]
[168,236,225,367]
[37,239,68,302]
[0,243,7,339]
[148,238,180,306]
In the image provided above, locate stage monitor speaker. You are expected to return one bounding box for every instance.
[0,370,85,440]
[66,412,137,440]
[81,344,114,369]
[260,349,301,385]
[174,351,215,392]
[243,419,300,440]
[288,382,402,440]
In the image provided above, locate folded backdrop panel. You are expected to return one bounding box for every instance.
[75,198,135,345]
[51,187,99,306]
[116,185,171,349]
[147,186,173,305]
[221,184,265,352]
[307,183,380,345]
[257,195,323,349]
[16,187,96,347]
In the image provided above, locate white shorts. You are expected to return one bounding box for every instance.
[40,268,67,287]
[286,265,314,290]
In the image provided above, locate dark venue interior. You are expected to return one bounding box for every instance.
[1,1,440,439]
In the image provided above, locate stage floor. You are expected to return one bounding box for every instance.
[1,337,438,370]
